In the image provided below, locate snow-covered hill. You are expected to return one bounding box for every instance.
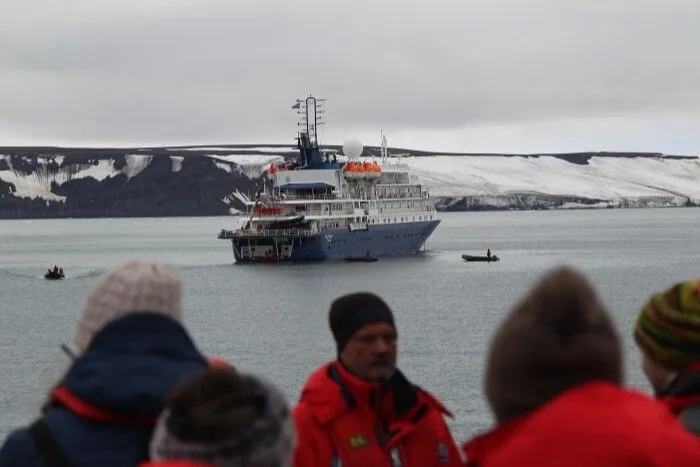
[0,146,698,218]
[401,154,700,209]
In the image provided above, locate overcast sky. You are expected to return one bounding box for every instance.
[1,0,699,153]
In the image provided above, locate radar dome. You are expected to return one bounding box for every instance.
[343,139,363,160]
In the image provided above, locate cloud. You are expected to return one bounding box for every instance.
[0,0,699,152]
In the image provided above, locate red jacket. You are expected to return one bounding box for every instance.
[463,381,700,466]
[292,361,463,467]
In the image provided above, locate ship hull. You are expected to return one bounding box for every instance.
[230,219,440,263]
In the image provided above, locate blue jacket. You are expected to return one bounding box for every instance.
[0,312,209,466]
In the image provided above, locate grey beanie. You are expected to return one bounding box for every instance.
[150,372,296,467]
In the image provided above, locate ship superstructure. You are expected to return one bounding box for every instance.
[218,95,440,262]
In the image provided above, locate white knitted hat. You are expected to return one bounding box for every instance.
[75,260,183,353]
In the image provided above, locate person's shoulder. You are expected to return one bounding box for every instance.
[415,386,454,419]
[0,425,43,466]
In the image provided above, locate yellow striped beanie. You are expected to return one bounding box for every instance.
[634,279,700,370]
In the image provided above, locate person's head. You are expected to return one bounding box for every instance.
[329,292,397,381]
[150,367,295,467]
[74,259,182,353]
[485,266,622,424]
[634,278,700,394]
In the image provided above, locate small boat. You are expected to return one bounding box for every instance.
[344,256,378,263]
[462,254,499,262]
[44,270,65,280]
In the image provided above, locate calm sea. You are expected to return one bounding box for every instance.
[0,208,698,443]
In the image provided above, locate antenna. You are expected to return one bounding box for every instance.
[380,129,388,164]
[294,94,326,147]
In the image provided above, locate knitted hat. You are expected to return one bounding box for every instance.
[634,278,700,370]
[485,267,622,424]
[150,367,295,467]
[328,292,396,351]
[75,260,182,353]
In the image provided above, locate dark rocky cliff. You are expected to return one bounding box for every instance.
[0,150,264,219]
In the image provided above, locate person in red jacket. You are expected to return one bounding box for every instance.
[462,267,700,467]
[634,278,700,435]
[293,292,463,467]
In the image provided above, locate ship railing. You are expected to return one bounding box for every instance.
[233,228,318,238]
[269,193,339,201]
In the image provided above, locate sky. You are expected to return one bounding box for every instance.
[1,0,699,154]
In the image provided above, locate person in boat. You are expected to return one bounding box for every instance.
[0,260,211,466]
[58,267,64,276]
[487,249,491,259]
[633,277,700,435]
[292,292,463,467]
[142,366,295,467]
[53,265,59,274]
[461,267,700,466]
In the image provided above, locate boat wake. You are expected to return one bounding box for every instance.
[0,268,104,280]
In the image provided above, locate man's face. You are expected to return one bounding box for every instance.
[340,322,397,381]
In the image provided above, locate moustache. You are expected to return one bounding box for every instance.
[371,356,394,365]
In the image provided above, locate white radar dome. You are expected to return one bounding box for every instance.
[342,139,363,160]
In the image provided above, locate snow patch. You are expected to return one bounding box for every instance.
[0,163,66,201]
[70,160,116,182]
[124,154,152,178]
[214,162,232,173]
[207,154,285,165]
[170,156,184,173]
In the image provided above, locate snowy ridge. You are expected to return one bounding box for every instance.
[400,155,700,205]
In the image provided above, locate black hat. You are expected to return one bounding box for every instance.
[329,292,396,352]
[485,267,621,424]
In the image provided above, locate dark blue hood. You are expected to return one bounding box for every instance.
[62,312,208,415]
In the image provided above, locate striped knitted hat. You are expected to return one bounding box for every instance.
[634,278,700,370]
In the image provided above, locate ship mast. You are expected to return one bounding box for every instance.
[293,95,326,167]
[380,129,388,164]
[294,95,325,147]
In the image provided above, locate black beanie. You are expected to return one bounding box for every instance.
[329,292,396,351]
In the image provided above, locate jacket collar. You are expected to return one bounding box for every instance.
[59,312,208,416]
[301,361,451,425]
[659,362,700,413]
[661,362,700,396]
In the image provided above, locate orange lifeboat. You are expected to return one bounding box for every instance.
[342,160,382,179]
